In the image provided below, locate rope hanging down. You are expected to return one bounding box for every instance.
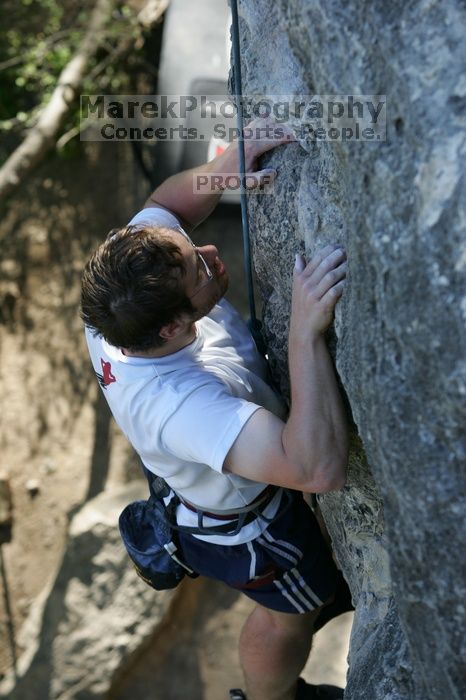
[229,0,265,356]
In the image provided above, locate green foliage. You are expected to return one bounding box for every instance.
[0,0,146,157]
[0,0,70,120]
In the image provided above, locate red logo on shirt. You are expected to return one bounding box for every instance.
[99,358,116,387]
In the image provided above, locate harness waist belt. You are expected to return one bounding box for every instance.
[179,485,279,521]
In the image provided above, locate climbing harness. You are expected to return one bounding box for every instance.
[119,463,293,590]
[177,484,283,536]
[230,0,266,356]
[147,471,293,538]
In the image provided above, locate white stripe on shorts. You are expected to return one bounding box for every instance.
[283,570,318,611]
[256,537,299,566]
[261,528,303,559]
[289,568,324,608]
[246,541,257,581]
[274,579,306,613]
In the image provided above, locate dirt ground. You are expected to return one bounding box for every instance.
[0,138,352,695]
[0,140,143,676]
[109,575,352,699]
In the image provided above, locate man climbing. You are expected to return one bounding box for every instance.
[81,119,349,700]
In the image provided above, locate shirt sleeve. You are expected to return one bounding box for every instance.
[128,206,181,229]
[160,382,262,472]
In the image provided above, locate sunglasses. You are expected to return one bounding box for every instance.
[175,227,214,298]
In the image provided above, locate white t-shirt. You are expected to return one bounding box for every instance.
[85,207,287,543]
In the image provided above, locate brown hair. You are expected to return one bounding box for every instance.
[80,225,195,351]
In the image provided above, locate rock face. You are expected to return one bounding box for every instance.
[0,484,179,700]
[235,1,466,698]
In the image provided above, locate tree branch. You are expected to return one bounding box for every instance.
[0,0,114,202]
[0,0,172,203]
[137,0,171,29]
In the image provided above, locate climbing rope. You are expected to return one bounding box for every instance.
[229,0,266,355]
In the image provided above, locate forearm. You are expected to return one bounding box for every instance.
[144,118,293,229]
[282,333,348,492]
[145,143,240,229]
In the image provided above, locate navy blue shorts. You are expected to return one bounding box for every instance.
[177,491,338,614]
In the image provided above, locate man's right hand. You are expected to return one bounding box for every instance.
[290,245,347,340]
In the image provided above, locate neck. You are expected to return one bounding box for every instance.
[122,324,197,358]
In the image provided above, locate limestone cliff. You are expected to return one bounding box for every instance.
[235,1,466,698]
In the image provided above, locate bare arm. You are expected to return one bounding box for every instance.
[224,245,348,493]
[143,118,295,229]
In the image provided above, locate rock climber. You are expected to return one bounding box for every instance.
[81,118,350,700]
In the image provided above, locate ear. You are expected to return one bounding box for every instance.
[158,319,188,340]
